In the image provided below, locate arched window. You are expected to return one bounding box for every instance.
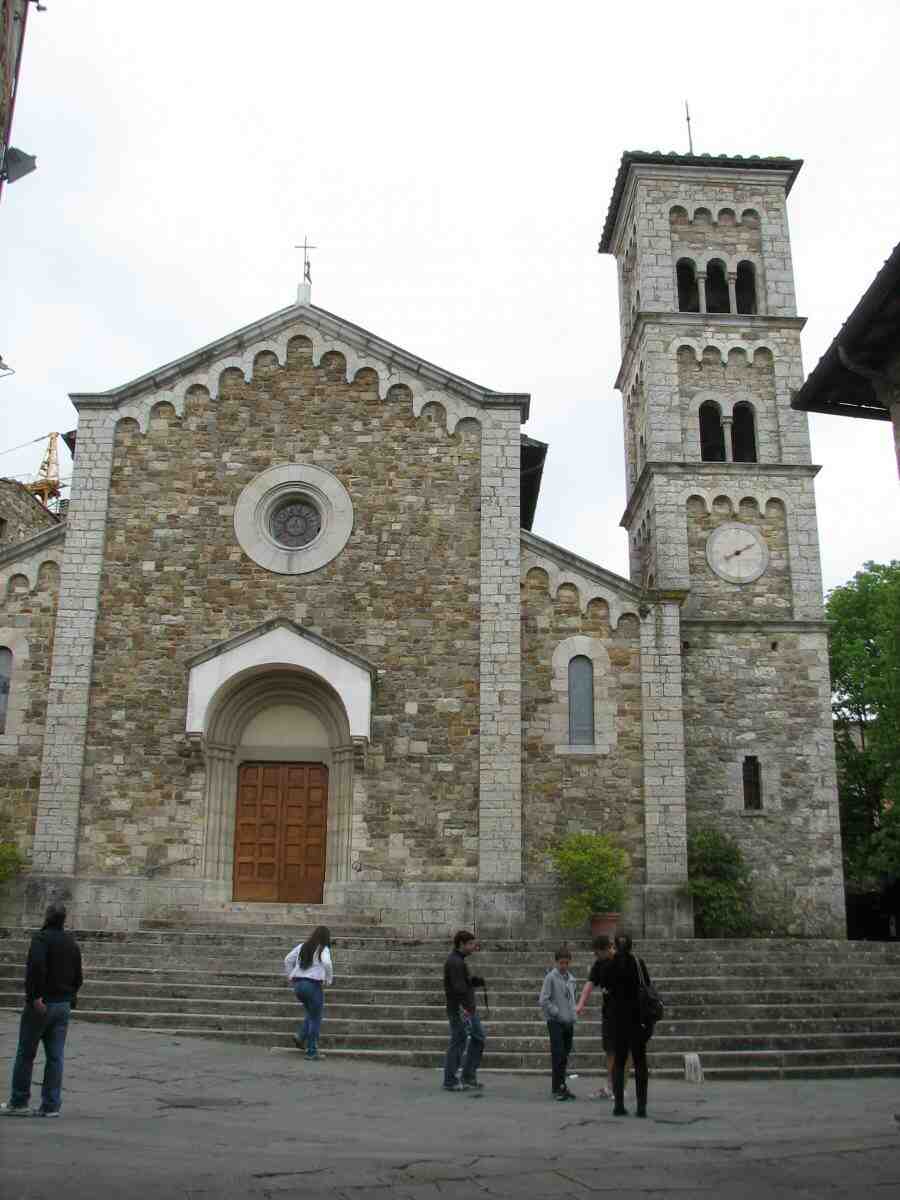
[732,402,758,462]
[676,259,700,312]
[706,260,730,313]
[699,401,726,462]
[0,647,11,735]
[736,261,757,314]
[568,655,594,746]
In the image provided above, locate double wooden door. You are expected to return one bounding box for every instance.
[233,762,328,903]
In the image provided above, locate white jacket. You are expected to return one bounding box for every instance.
[284,943,334,985]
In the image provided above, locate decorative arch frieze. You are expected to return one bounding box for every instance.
[521,547,642,630]
[110,317,490,436]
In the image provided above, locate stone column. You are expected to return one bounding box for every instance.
[697,272,708,314]
[32,407,117,875]
[721,414,734,462]
[478,408,523,890]
[201,742,237,881]
[639,599,692,937]
[727,272,738,314]
[327,744,355,884]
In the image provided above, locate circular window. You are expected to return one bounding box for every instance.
[234,465,354,575]
[269,496,322,548]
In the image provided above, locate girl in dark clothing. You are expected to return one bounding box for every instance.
[593,934,651,1117]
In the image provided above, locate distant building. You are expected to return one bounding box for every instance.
[792,242,900,478]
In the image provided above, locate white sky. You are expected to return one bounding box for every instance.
[2,0,898,594]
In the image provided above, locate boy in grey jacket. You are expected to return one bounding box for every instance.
[539,947,577,1100]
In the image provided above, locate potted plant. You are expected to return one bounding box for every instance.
[551,832,630,936]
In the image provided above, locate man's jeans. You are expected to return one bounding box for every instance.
[10,1001,71,1113]
[443,1008,485,1086]
[293,979,324,1051]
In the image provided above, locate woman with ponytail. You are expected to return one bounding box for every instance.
[284,926,333,1060]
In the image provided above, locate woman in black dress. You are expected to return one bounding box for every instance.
[594,934,651,1117]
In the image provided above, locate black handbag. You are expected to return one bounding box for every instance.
[635,956,664,1034]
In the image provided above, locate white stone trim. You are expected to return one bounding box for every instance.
[108,315,490,435]
[233,464,353,575]
[549,635,617,756]
[478,407,522,884]
[186,624,373,742]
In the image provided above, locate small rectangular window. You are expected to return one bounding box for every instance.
[743,755,762,811]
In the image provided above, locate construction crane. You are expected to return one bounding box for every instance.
[25,431,62,509]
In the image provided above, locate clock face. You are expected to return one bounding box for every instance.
[705,522,769,584]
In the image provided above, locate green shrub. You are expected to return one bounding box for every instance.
[687,828,751,937]
[0,842,24,887]
[550,832,630,927]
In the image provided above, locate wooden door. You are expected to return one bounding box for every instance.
[233,762,328,903]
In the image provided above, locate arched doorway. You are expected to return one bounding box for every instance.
[200,668,355,901]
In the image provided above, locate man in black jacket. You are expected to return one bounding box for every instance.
[442,930,486,1092]
[1,902,83,1118]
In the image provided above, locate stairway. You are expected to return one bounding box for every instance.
[2,920,899,1080]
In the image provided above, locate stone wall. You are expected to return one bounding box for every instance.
[520,569,645,885]
[0,558,61,860]
[76,340,484,882]
[0,479,59,546]
[682,622,845,935]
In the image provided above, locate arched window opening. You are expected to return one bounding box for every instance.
[706,260,730,313]
[736,261,757,314]
[699,401,726,462]
[568,655,594,746]
[639,434,646,468]
[743,755,762,810]
[732,402,758,462]
[676,260,700,312]
[0,647,11,735]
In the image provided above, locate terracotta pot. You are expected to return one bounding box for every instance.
[589,912,620,938]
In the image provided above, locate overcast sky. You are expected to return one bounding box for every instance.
[3,0,898,594]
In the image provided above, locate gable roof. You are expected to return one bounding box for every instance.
[69,300,530,421]
[599,149,804,254]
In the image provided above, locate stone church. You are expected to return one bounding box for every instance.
[0,151,846,937]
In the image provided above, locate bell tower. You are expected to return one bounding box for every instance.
[600,151,846,936]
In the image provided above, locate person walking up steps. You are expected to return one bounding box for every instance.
[539,947,577,1101]
[1,902,83,1118]
[284,926,333,1061]
[442,930,486,1093]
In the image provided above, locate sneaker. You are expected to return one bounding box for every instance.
[461,1079,483,1091]
[591,1086,614,1100]
[34,1109,60,1118]
[0,1102,31,1117]
[304,1051,322,1061]
[443,1082,465,1092]
[613,1105,629,1117]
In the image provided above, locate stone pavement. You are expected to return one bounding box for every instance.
[0,1013,898,1199]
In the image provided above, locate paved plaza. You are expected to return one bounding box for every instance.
[0,1014,898,1199]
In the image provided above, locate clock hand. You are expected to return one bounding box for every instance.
[724,543,755,560]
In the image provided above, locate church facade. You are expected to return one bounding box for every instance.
[0,152,846,937]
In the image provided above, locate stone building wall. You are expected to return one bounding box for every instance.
[520,569,645,885]
[0,479,59,546]
[0,552,62,860]
[682,622,845,935]
[77,339,483,882]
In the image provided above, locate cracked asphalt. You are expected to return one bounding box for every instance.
[1,1014,898,1198]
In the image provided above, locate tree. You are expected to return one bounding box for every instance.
[826,561,900,885]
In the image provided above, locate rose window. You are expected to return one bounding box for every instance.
[269,498,322,548]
